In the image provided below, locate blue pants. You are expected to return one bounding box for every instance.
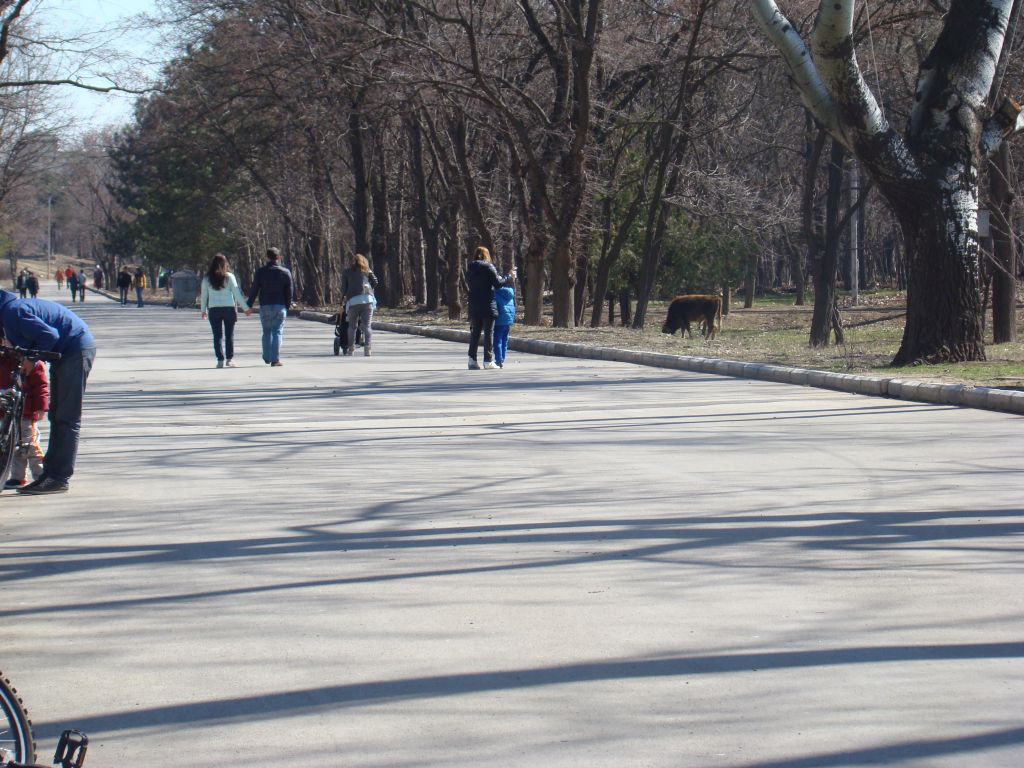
[135,286,144,307]
[494,324,511,365]
[44,346,96,483]
[259,305,287,363]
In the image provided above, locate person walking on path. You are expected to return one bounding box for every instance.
[26,272,39,299]
[66,268,79,302]
[200,253,248,368]
[245,247,292,366]
[340,253,378,356]
[54,268,65,291]
[493,283,516,369]
[93,265,104,290]
[15,270,27,299]
[0,289,96,495]
[133,268,147,307]
[116,266,131,305]
[465,246,515,370]
[0,349,48,489]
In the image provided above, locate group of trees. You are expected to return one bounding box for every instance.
[3,0,1024,365]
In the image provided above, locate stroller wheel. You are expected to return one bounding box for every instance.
[333,337,342,356]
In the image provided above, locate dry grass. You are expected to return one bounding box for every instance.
[376,292,1024,391]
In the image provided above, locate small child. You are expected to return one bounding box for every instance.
[0,351,48,489]
[493,284,516,369]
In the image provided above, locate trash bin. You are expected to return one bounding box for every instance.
[170,269,199,308]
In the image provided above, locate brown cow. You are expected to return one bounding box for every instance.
[661,294,722,340]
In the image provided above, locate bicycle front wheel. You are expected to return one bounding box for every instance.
[0,672,35,764]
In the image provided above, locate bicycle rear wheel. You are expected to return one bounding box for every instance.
[0,403,21,485]
[0,672,35,764]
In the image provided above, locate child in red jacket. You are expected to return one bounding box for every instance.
[0,352,49,489]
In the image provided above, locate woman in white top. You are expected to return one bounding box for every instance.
[200,253,249,368]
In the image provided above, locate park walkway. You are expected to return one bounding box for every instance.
[2,282,1022,767]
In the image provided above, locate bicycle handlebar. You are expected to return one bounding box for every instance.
[1,346,61,363]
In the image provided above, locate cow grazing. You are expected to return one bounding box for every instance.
[661,294,722,340]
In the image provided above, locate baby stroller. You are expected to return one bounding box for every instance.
[331,310,363,355]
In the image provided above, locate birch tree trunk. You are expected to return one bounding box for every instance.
[752,0,1021,364]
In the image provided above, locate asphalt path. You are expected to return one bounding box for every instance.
[2,283,1022,767]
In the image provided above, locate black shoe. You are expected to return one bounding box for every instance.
[17,477,69,495]
[3,478,26,490]
[270,361,283,367]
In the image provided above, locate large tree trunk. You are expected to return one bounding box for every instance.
[888,179,985,365]
[752,0,1014,365]
[550,239,575,326]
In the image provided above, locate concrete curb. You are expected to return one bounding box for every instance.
[310,311,1024,416]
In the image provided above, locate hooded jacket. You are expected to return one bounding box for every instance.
[495,286,516,326]
[0,290,95,355]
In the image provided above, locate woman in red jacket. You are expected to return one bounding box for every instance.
[0,353,49,489]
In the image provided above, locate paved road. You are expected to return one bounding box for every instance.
[2,284,1022,767]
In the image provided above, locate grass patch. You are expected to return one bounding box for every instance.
[371,294,1024,390]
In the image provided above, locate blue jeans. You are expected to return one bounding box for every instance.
[494,324,511,365]
[135,286,144,307]
[44,346,96,483]
[259,305,287,363]
[208,307,238,361]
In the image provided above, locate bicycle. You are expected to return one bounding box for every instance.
[0,671,86,767]
[0,346,61,486]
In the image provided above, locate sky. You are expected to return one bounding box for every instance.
[37,0,169,132]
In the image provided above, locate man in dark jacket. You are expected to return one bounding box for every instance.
[245,247,293,366]
[0,290,96,494]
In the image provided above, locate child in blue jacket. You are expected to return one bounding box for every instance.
[493,285,516,368]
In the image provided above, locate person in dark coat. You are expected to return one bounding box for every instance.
[26,272,39,298]
[66,268,79,302]
[465,246,515,370]
[244,247,293,366]
[116,266,132,305]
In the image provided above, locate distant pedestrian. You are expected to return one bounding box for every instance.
[0,289,96,495]
[340,253,378,356]
[245,247,292,366]
[493,283,516,369]
[78,279,86,302]
[133,268,147,307]
[54,268,65,291]
[0,350,48,489]
[116,266,131,306]
[465,246,515,370]
[15,270,27,299]
[66,268,79,302]
[26,272,39,299]
[92,265,104,290]
[200,253,248,368]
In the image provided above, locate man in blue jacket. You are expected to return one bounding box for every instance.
[245,247,293,366]
[0,290,96,494]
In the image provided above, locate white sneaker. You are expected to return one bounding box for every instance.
[468,360,480,370]
[225,359,236,368]
[483,361,499,369]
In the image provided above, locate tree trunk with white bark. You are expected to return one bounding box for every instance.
[752,0,1021,364]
